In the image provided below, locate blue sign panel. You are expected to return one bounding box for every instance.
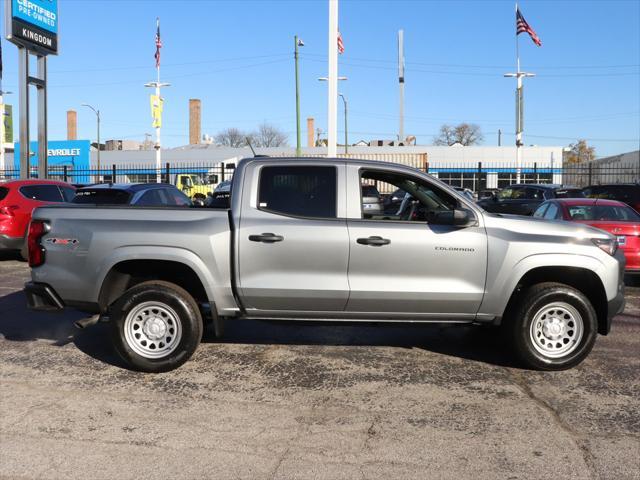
[12,0,58,34]
[15,140,91,183]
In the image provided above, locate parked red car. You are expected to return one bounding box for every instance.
[534,198,640,274]
[0,180,75,258]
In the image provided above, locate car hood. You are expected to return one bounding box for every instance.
[482,212,614,241]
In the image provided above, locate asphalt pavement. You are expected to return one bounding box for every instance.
[1,252,639,480]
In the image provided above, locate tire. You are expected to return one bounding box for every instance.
[505,282,598,371]
[110,281,203,373]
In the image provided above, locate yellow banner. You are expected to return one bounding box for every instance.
[150,95,164,128]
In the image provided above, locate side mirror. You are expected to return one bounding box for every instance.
[430,209,476,227]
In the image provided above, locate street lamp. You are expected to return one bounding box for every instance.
[318,77,348,82]
[294,36,304,157]
[82,104,101,183]
[338,93,348,155]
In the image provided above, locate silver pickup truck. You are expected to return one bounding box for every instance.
[25,157,625,372]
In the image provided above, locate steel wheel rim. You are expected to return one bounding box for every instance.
[124,301,183,359]
[529,302,584,359]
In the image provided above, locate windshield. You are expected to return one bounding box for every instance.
[567,204,640,222]
[73,189,132,205]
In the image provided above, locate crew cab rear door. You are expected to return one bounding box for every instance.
[344,165,487,318]
[236,161,350,313]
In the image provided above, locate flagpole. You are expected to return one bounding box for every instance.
[327,0,338,158]
[145,17,170,183]
[515,2,522,184]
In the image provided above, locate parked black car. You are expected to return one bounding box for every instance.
[582,183,640,213]
[477,184,583,216]
[73,183,192,207]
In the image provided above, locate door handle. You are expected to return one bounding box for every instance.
[248,233,284,243]
[357,236,391,246]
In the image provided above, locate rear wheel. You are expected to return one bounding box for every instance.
[506,282,597,370]
[110,281,203,373]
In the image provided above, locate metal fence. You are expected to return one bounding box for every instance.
[561,163,640,188]
[0,160,637,192]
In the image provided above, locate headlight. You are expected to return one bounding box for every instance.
[592,238,618,256]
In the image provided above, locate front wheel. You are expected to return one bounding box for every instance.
[506,282,598,371]
[110,281,203,373]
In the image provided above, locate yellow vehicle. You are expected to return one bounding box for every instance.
[174,174,218,203]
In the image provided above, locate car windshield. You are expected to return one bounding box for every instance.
[73,189,132,205]
[567,204,640,222]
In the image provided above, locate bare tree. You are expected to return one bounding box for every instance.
[433,123,483,146]
[566,139,596,164]
[251,123,289,148]
[215,128,250,148]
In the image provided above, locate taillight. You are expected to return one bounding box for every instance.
[0,205,19,217]
[28,220,48,268]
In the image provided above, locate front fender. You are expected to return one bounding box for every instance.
[478,253,607,318]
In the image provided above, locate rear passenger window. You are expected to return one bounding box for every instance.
[543,203,560,220]
[0,187,8,202]
[258,166,337,219]
[19,185,64,202]
[60,186,76,202]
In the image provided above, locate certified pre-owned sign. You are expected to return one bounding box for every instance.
[4,0,59,55]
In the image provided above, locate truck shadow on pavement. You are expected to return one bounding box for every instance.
[0,289,521,370]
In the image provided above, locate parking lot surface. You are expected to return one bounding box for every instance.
[1,252,639,480]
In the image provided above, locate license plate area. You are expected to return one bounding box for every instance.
[617,235,626,246]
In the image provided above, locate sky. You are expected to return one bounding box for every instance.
[1,0,639,158]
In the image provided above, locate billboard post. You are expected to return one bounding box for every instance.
[5,0,59,179]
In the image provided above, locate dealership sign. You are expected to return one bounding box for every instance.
[14,140,90,169]
[4,0,59,55]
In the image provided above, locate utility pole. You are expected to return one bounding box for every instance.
[339,93,348,155]
[82,104,100,182]
[398,29,405,144]
[327,0,339,158]
[294,36,304,157]
[498,129,502,146]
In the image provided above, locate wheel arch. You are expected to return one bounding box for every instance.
[95,247,217,313]
[502,266,609,335]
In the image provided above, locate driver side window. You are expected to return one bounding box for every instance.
[360,170,458,222]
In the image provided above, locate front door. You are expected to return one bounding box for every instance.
[346,167,487,318]
[237,163,350,313]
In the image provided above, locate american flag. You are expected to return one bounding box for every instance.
[516,7,542,47]
[337,31,345,55]
[154,18,162,68]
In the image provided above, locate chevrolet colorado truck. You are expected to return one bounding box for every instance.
[25,158,626,372]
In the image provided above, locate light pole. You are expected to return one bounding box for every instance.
[0,89,13,177]
[145,81,170,183]
[338,93,348,155]
[294,36,304,157]
[82,104,100,182]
